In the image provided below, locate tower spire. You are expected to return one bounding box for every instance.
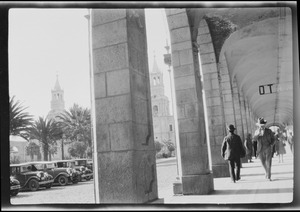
[152,54,161,73]
[54,73,62,90]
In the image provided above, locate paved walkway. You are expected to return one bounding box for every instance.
[152,150,296,209]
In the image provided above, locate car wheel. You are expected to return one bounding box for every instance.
[58,175,68,186]
[10,190,19,196]
[28,179,39,191]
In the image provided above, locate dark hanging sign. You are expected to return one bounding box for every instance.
[164,53,171,66]
[259,83,275,95]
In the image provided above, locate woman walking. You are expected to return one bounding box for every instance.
[275,130,286,163]
[244,133,253,163]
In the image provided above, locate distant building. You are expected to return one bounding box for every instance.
[45,75,72,160]
[150,56,175,145]
[47,75,65,121]
[10,135,29,163]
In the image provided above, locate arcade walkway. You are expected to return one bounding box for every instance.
[152,149,294,207]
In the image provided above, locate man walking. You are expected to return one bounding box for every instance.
[252,117,276,181]
[221,124,246,183]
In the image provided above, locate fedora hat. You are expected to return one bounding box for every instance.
[256,117,267,126]
[227,124,236,131]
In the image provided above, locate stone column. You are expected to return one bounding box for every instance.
[211,53,236,177]
[166,9,214,195]
[197,19,227,178]
[231,78,244,140]
[91,9,158,203]
[236,87,248,164]
[238,92,248,138]
[244,98,252,134]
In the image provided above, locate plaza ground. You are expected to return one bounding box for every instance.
[153,148,296,209]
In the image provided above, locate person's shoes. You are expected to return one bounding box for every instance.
[231,180,236,183]
[250,160,253,163]
[236,177,241,181]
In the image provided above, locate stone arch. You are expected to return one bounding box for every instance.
[266,122,285,131]
[196,18,229,178]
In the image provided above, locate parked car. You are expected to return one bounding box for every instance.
[10,163,54,192]
[74,158,93,171]
[10,176,21,196]
[86,159,93,171]
[27,161,80,186]
[55,159,93,182]
[73,159,93,181]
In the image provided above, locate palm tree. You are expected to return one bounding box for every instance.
[57,104,91,158]
[26,141,40,161]
[29,117,62,161]
[9,96,33,140]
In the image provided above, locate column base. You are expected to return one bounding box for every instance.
[181,172,214,195]
[173,178,183,195]
[212,164,230,178]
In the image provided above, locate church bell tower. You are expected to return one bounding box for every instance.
[47,74,65,121]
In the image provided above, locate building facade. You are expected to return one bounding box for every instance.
[150,56,175,145]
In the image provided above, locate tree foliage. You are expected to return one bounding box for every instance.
[163,140,175,152]
[155,140,163,153]
[68,141,87,158]
[204,15,237,63]
[57,104,91,158]
[29,117,62,161]
[26,141,40,161]
[9,96,33,140]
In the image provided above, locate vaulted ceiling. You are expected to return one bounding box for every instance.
[187,7,294,127]
[220,8,293,127]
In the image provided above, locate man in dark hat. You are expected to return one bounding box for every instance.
[252,117,276,181]
[221,124,246,183]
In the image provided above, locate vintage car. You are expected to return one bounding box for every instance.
[10,163,54,191]
[10,176,21,196]
[27,161,80,186]
[86,159,93,171]
[73,159,93,181]
[55,159,93,182]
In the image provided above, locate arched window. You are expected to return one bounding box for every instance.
[153,77,156,85]
[153,105,158,116]
[157,76,160,84]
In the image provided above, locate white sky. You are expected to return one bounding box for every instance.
[9,8,172,120]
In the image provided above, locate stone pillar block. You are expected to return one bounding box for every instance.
[171,27,191,44]
[168,11,214,196]
[182,172,214,195]
[167,12,189,30]
[92,9,157,203]
[212,164,230,178]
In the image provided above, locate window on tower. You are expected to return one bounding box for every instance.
[153,105,158,116]
[153,77,156,85]
[169,124,173,131]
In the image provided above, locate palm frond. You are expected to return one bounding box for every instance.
[9,95,33,138]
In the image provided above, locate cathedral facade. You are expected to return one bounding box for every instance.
[150,57,175,146]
